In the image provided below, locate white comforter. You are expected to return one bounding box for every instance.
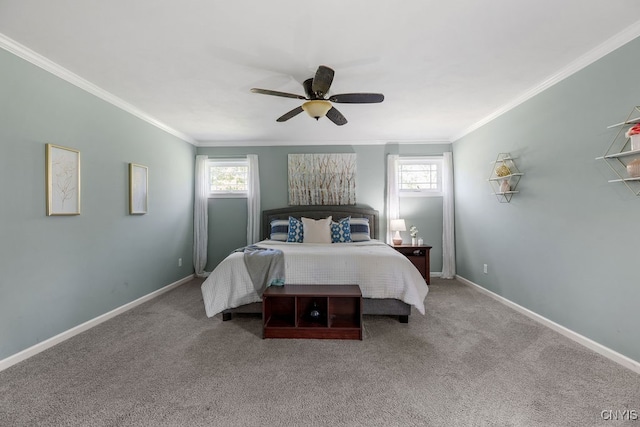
[201,240,429,317]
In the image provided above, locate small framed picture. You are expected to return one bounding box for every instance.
[46,143,81,216]
[129,163,148,215]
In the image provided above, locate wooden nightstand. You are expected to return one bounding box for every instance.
[392,245,431,285]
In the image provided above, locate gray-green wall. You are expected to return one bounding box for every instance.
[0,49,195,360]
[453,36,640,362]
[197,144,451,270]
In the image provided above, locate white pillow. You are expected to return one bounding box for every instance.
[302,216,332,244]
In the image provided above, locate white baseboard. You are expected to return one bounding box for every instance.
[455,275,640,375]
[0,275,194,372]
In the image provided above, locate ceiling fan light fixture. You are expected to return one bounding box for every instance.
[251,65,383,125]
[302,100,332,120]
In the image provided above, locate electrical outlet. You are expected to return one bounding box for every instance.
[483,264,488,274]
[178,258,183,267]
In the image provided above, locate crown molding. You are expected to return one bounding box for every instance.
[0,33,197,145]
[451,20,640,142]
[196,138,451,147]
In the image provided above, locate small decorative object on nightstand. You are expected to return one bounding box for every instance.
[409,225,418,246]
[390,219,406,246]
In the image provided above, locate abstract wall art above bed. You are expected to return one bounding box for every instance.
[288,153,356,205]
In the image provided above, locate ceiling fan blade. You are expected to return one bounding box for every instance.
[276,106,304,122]
[326,107,348,126]
[312,66,335,98]
[302,78,314,99]
[328,93,384,103]
[251,88,306,100]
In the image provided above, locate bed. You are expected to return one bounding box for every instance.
[200,205,429,323]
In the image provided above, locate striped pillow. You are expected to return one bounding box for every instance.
[269,219,289,241]
[349,217,371,241]
[331,217,352,243]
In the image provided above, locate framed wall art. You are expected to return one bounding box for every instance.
[46,143,81,216]
[288,153,356,205]
[129,163,148,214]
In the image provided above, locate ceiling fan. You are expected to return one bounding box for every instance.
[250,65,384,126]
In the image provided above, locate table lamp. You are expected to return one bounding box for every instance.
[390,219,406,246]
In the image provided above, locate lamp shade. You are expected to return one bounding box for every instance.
[390,219,406,231]
[302,100,332,119]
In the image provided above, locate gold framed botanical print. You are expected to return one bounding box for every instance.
[46,143,81,216]
[129,163,148,214]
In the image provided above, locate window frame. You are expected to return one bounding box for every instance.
[397,156,444,197]
[207,158,249,199]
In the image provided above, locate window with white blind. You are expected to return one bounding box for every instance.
[208,159,249,198]
[398,157,443,197]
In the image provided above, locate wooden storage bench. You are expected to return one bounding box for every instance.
[262,284,362,340]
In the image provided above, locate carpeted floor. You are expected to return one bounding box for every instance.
[1,278,638,426]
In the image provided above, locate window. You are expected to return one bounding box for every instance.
[398,157,443,197]
[208,158,248,197]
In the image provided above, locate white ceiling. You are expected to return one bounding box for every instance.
[1,1,640,146]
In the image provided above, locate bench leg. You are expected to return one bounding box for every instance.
[399,315,409,323]
[222,312,232,321]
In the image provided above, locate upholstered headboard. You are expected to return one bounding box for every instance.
[262,205,379,240]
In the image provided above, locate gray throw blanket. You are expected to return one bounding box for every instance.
[235,245,285,294]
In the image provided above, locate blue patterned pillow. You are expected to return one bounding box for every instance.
[349,217,371,241]
[287,216,304,242]
[331,217,352,243]
[269,219,289,241]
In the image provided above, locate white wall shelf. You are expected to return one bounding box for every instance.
[608,177,640,183]
[606,117,640,128]
[597,106,640,196]
[597,148,640,160]
[488,173,524,181]
[488,153,523,203]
